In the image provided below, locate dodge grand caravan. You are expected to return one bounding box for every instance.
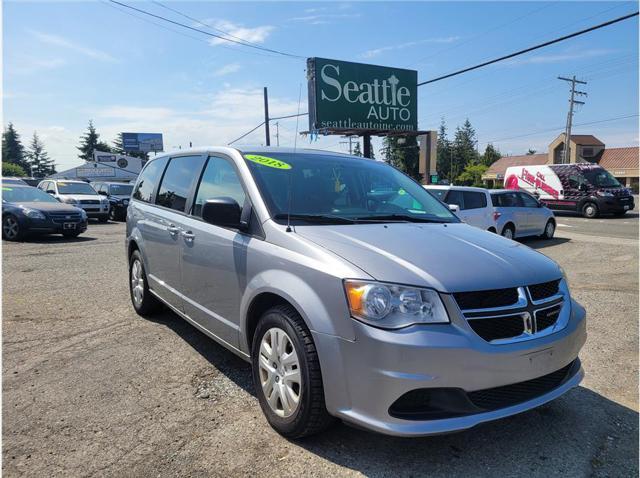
[126,147,586,438]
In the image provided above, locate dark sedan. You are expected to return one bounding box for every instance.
[2,184,88,240]
[92,181,133,221]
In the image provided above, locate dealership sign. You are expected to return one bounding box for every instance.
[307,57,418,133]
[122,132,164,153]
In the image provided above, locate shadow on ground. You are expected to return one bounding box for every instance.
[153,308,639,477]
[522,237,571,249]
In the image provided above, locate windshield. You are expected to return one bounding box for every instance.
[109,184,133,196]
[2,186,59,203]
[57,182,97,195]
[581,168,621,188]
[243,152,458,224]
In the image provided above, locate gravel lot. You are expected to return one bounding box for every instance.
[3,219,638,477]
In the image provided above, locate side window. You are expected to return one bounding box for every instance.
[491,194,499,207]
[519,193,539,208]
[500,192,520,207]
[38,181,47,191]
[156,155,206,212]
[445,190,464,209]
[462,191,487,209]
[101,184,109,195]
[47,182,56,193]
[192,156,246,218]
[133,157,169,203]
[568,174,585,190]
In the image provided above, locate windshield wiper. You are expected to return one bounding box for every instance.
[355,214,448,223]
[273,213,357,225]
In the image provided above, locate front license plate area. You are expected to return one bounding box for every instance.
[63,223,76,230]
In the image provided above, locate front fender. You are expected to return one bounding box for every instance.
[239,269,356,354]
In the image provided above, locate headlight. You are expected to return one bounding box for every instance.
[344,280,450,329]
[596,191,614,197]
[21,207,46,220]
[62,197,79,204]
[559,266,570,289]
[79,209,87,219]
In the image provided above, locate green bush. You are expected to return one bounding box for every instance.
[2,162,26,177]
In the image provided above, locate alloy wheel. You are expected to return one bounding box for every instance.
[3,216,19,240]
[258,327,302,418]
[130,259,145,307]
[545,222,555,238]
[503,227,514,239]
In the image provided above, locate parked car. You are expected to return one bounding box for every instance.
[2,183,87,240]
[37,179,109,222]
[92,181,133,221]
[126,147,585,438]
[504,163,634,218]
[490,190,556,240]
[424,185,497,232]
[1,177,27,185]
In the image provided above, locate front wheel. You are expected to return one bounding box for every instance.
[541,220,555,239]
[251,305,334,438]
[581,202,599,219]
[2,215,24,241]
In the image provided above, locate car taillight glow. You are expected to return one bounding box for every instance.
[493,211,501,221]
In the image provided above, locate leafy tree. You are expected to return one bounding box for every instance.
[26,132,56,177]
[2,123,28,171]
[450,119,478,181]
[480,143,502,167]
[352,141,363,157]
[2,162,26,177]
[77,120,111,161]
[457,163,489,187]
[526,148,537,155]
[436,118,452,182]
[112,133,148,160]
[382,135,420,181]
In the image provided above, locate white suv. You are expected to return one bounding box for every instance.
[38,179,110,222]
[424,185,497,232]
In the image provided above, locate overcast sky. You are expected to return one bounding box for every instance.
[3,0,639,171]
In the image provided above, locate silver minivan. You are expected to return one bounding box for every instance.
[126,147,586,438]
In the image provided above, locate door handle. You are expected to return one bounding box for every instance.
[182,230,195,241]
[167,224,180,235]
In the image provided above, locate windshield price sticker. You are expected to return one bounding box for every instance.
[245,155,292,170]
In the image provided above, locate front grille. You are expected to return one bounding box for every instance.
[48,212,82,224]
[454,287,518,310]
[468,361,576,410]
[528,280,560,301]
[535,304,562,332]
[80,199,100,204]
[468,315,525,341]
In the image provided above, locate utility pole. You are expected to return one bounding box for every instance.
[339,135,354,154]
[558,76,587,164]
[263,86,271,146]
[275,122,279,147]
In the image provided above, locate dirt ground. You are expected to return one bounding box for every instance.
[2,221,638,477]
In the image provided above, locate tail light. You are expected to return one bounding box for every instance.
[493,211,501,221]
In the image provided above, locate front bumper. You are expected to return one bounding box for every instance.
[313,298,586,437]
[597,196,634,213]
[21,217,88,235]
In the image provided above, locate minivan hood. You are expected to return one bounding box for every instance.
[295,223,561,293]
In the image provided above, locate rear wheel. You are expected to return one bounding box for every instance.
[2,215,24,241]
[251,304,334,438]
[129,250,161,316]
[541,220,555,239]
[581,202,598,219]
[501,224,515,240]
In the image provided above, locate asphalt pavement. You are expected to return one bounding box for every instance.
[2,218,638,477]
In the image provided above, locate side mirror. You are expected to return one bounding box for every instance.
[98,190,108,196]
[449,204,460,213]
[202,197,243,229]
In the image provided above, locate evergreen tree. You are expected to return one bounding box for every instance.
[383,135,420,181]
[436,118,452,182]
[526,148,537,155]
[480,143,502,167]
[451,119,478,182]
[112,133,147,160]
[26,132,56,177]
[77,120,111,161]
[2,123,28,171]
[352,141,363,157]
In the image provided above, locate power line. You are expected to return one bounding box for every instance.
[108,0,305,59]
[227,122,265,145]
[417,11,639,86]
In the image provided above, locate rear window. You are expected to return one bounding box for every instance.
[156,155,206,212]
[462,191,487,209]
[133,156,169,203]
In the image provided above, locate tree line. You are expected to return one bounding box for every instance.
[2,120,147,178]
[380,117,504,187]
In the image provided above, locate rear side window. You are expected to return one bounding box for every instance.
[156,155,206,212]
[495,192,521,207]
[462,191,487,209]
[519,192,539,208]
[445,190,464,209]
[133,156,169,203]
[192,156,246,217]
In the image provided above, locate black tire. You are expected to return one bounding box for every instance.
[251,304,334,438]
[541,219,555,239]
[109,208,117,221]
[98,215,109,223]
[2,214,24,241]
[501,224,515,240]
[581,202,599,219]
[62,231,81,239]
[129,249,162,316]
